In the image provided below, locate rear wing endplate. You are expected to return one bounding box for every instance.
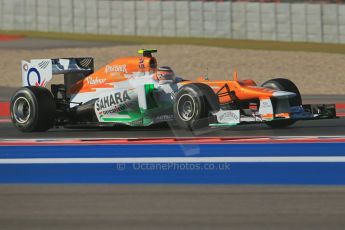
[21,58,94,87]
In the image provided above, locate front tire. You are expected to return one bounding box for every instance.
[174,83,219,130]
[10,86,56,132]
[261,78,302,128]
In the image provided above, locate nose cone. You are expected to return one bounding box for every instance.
[272,91,296,98]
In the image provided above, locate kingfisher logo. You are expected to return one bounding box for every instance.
[219,111,239,121]
[217,110,240,124]
[105,64,127,74]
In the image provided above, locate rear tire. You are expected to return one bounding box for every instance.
[174,83,219,130]
[261,78,302,128]
[10,86,56,132]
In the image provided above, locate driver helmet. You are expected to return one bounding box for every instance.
[155,66,175,82]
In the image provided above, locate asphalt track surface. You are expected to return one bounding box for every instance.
[1,185,345,230]
[1,116,345,139]
[1,37,345,230]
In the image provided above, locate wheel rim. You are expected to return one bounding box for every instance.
[177,94,196,121]
[13,97,31,124]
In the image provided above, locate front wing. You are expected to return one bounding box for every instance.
[209,104,337,127]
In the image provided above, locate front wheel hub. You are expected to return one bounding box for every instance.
[177,94,196,121]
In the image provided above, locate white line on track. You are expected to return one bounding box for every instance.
[1,156,345,164]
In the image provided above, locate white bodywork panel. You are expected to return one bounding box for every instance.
[70,73,157,108]
[70,72,182,108]
[258,99,274,120]
[81,73,182,122]
[21,59,53,87]
[136,86,148,111]
[94,88,138,122]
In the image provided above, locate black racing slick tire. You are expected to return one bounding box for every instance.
[10,86,56,132]
[173,83,219,130]
[261,78,302,128]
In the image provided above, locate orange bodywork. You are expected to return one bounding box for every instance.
[181,79,276,104]
[181,71,277,104]
[69,56,157,94]
[69,55,276,105]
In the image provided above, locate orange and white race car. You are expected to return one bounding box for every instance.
[10,49,337,132]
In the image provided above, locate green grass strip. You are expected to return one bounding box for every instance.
[1,30,345,54]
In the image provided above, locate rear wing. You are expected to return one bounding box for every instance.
[21,58,94,87]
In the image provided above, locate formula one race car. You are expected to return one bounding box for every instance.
[10,49,337,132]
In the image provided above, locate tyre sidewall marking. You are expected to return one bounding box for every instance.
[176,93,197,122]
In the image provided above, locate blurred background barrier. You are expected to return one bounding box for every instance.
[0,0,345,43]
